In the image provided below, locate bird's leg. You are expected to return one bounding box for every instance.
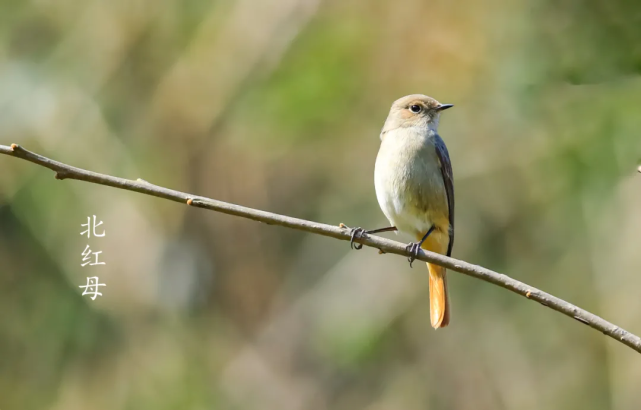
[406,225,435,267]
[345,225,397,250]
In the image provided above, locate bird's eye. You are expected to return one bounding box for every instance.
[409,104,422,113]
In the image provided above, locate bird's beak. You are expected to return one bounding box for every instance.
[437,104,454,111]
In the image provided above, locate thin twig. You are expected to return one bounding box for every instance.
[2,143,640,354]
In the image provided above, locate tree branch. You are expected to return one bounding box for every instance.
[2,143,640,354]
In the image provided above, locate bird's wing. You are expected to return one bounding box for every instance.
[434,134,455,256]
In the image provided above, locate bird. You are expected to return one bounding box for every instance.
[350,94,455,329]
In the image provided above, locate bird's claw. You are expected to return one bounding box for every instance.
[405,242,421,268]
[349,227,366,250]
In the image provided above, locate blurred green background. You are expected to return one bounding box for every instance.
[1,0,641,409]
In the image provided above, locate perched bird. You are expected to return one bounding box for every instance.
[351,94,455,329]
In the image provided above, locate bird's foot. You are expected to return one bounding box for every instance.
[349,227,367,250]
[340,223,397,251]
[405,241,422,268]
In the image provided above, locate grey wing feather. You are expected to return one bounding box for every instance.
[434,134,455,256]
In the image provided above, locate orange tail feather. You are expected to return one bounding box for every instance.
[427,262,450,328]
[419,230,451,328]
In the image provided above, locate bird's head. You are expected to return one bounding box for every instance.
[382,94,453,135]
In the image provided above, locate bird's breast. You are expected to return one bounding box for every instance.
[374,129,448,236]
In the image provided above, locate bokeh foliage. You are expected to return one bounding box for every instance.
[1,0,641,409]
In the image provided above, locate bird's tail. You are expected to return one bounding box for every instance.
[427,262,449,328]
[420,234,450,328]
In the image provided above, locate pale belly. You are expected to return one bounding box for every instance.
[374,131,449,238]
